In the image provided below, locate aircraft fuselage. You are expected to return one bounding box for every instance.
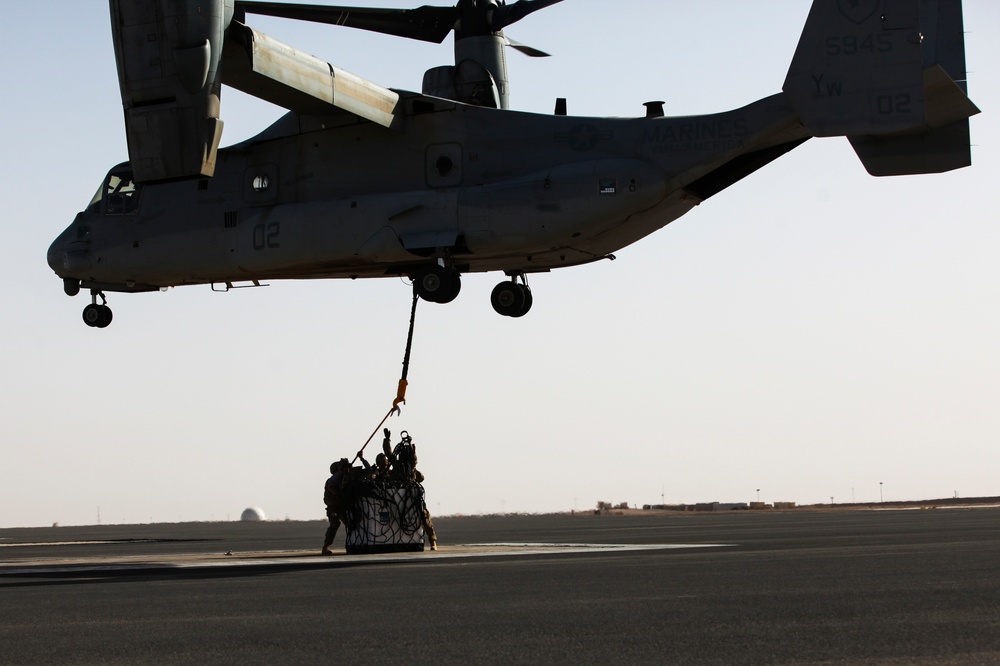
[47,91,805,295]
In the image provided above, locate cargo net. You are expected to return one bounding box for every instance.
[342,438,427,554]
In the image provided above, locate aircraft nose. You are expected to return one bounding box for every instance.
[47,216,92,278]
[46,235,66,275]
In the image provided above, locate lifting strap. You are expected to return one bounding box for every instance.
[353,290,419,464]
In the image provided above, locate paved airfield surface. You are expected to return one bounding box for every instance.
[2,510,1000,664]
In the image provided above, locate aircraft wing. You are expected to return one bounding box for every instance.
[221,21,401,127]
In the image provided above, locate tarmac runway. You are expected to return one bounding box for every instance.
[2,508,1000,664]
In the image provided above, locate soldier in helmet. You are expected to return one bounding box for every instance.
[374,452,391,481]
[356,450,393,482]
[321,458,350,555]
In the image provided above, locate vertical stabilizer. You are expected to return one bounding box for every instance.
[783,0,979,175]
[784,0,926,137]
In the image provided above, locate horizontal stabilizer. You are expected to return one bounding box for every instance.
[847,39,980,176]
[849,119,972,176]
[222,22,400,127]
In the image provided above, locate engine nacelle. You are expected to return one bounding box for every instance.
[110,0,233,182]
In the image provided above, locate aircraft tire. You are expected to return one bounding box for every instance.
[509,286,532,318]
[415,266,461,304]
[439,270,461,304]
[491,281,526,317]
[83,304,113,328]
[414,266,445,302]
[82,303,103,327]
[97,305,113,328]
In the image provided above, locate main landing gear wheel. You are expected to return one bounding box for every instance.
[82,290,113,328]
[414,265,462,304]
[491,279,533,318]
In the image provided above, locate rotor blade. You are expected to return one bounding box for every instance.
[505,36,550,58]
[492,0,564,32]
[237,2,458,44]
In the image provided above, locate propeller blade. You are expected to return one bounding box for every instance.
[237,2,458,43]
[492,0,564,32]
[505,37,550,58]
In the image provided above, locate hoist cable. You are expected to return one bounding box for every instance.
[352,289,419,465]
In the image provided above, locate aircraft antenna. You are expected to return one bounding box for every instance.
[352,290,420,464]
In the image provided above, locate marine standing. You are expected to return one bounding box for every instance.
[322,458,350,555]
[422,505,437,551]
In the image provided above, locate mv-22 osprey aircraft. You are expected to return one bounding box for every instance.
[47,0,978,327]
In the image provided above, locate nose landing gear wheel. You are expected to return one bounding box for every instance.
[82,304,113,328]
[82,290,113,328]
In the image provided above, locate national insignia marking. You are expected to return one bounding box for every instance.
[837,0,880,24]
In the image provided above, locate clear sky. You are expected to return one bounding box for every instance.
[1,1,997,527]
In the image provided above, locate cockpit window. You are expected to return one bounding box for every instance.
[87,170,143,215]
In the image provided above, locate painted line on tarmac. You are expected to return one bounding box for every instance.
[0,542,731,577]
[0,540,166,548]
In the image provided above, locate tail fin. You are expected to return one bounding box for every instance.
[783,0,979,175]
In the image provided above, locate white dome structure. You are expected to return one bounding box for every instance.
[240,507,266,521]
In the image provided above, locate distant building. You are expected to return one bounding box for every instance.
[240,507,266,521]
[643,503,750,511]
